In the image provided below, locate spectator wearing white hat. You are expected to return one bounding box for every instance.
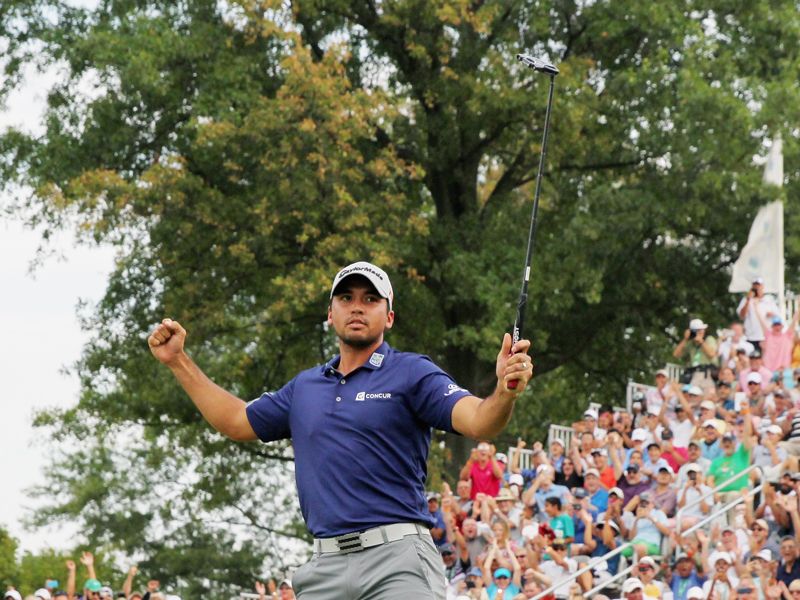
[671,395,697,449]
[461,442,504,500]
[619,577,644,600]
[676,441,711,489]
[702,551,738,600]
[737,277,780,348]
[697,420,724,462]
[547,438,566,473]
[521,465,570,514]
[718,323,755,369]
[753,424,789,481]
[673,318,718,391]
[676,463,712,531]
[622,428,649,470]
[4,591,22,600]
[634,556,668,600]
[574,408,607,442]
[650,463,677,518]
[739,350,773,392]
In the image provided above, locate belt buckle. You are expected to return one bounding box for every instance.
[335,531,364,554]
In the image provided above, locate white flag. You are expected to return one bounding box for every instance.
[763,136,783,186]
[729,200,784,293]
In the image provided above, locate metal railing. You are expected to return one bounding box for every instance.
[534,461,760,599]
[548,424,574,452]
[680,483,764,541]
[586,563,635,598]
[626,381,656,413]
[532,539,638,600]
[508,447,536,472]
[674,463,758,540]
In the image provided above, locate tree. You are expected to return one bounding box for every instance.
[0,526,19,593]
[2,0,799,592]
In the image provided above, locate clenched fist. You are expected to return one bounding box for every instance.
[148,318,187,366]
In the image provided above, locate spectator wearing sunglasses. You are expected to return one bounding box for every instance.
[482,538,522,600]
[635,556,668,600]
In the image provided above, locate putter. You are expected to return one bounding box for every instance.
[508,53,558,388]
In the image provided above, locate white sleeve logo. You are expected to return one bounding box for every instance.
[444,383,467,397]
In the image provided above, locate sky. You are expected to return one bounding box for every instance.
[0,55,115,552]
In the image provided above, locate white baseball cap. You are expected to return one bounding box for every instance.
[584,409,598,420]
[585,468,600,478]
[766,424,783,435]
[609,487,624,498]
[747,372,763,384]
[655,369,669,377]
[34,590,52,600]
[700,400,716,411]
[687,587,704,600]
[622,577,644,593]
[689,318,708,330]
[509,473,524,486]
[754,548,772,561]
[709,550,732,566]
[685,462,701,473]
[4,591,22,600]
[551,438,565,447]
[631,428,648,442]
[330,261,394,310]
[639,556,657,569]
[688,385,703,396]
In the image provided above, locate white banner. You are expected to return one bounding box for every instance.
[729,200,784,294]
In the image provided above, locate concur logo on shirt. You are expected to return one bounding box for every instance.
[355,391,392,401]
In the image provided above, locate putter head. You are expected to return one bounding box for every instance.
[516,53,559,75]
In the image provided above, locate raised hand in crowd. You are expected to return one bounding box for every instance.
[255,581,267,600]
[80,551,97,580]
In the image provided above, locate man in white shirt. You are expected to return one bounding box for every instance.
[737,277,780,349]
[718,323,755,369]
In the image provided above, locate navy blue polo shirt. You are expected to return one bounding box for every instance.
[245,342,473,537]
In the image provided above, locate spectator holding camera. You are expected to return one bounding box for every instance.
[673,318,718,391]
[621,492,669,560]
[738,277,780,350]
[676,463,712,531]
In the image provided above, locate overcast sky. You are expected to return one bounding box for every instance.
[1,48,114,552]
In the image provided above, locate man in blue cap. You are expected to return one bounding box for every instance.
[149,261,534,600]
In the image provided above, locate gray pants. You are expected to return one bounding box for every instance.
[293,534,446,599]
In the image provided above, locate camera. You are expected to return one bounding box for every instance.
[466,581,476,589]
[572,503,582,511]
[688,472,697,481]
[689,329,699,339]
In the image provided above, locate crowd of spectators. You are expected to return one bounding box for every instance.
[5,279,800,600]
[427,279,800,600]
[1,553,294,600]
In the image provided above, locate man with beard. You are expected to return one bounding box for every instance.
[148,261,534,600]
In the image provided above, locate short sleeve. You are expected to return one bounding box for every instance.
[407,355,473,433]
[245,378,295,442]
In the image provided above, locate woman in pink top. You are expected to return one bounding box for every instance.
[756,305,800,371]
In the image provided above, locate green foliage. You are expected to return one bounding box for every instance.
[3,0,800,592]
[0,527,19,592]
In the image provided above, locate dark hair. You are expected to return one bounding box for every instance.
[545,497,562,510]
[599,404,613,416]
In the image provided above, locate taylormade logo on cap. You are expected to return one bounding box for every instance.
[331,261,394,310]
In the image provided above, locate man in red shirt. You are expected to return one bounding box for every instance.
[460,441,503,499]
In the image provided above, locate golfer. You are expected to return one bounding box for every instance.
[148,261,534,599]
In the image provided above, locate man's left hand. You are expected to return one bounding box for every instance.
[495,333,533,396]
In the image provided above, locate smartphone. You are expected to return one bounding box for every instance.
[734,392,747,411]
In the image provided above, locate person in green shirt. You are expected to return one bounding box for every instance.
[545,497,575,546]
[707,409,756,523]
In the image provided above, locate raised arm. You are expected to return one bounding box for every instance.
[148,319,256,441]
[451,335,533,439]
[81,552,97,581]
[66,560,76,600]
[123,565,137,599]
[511,438,526,474]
